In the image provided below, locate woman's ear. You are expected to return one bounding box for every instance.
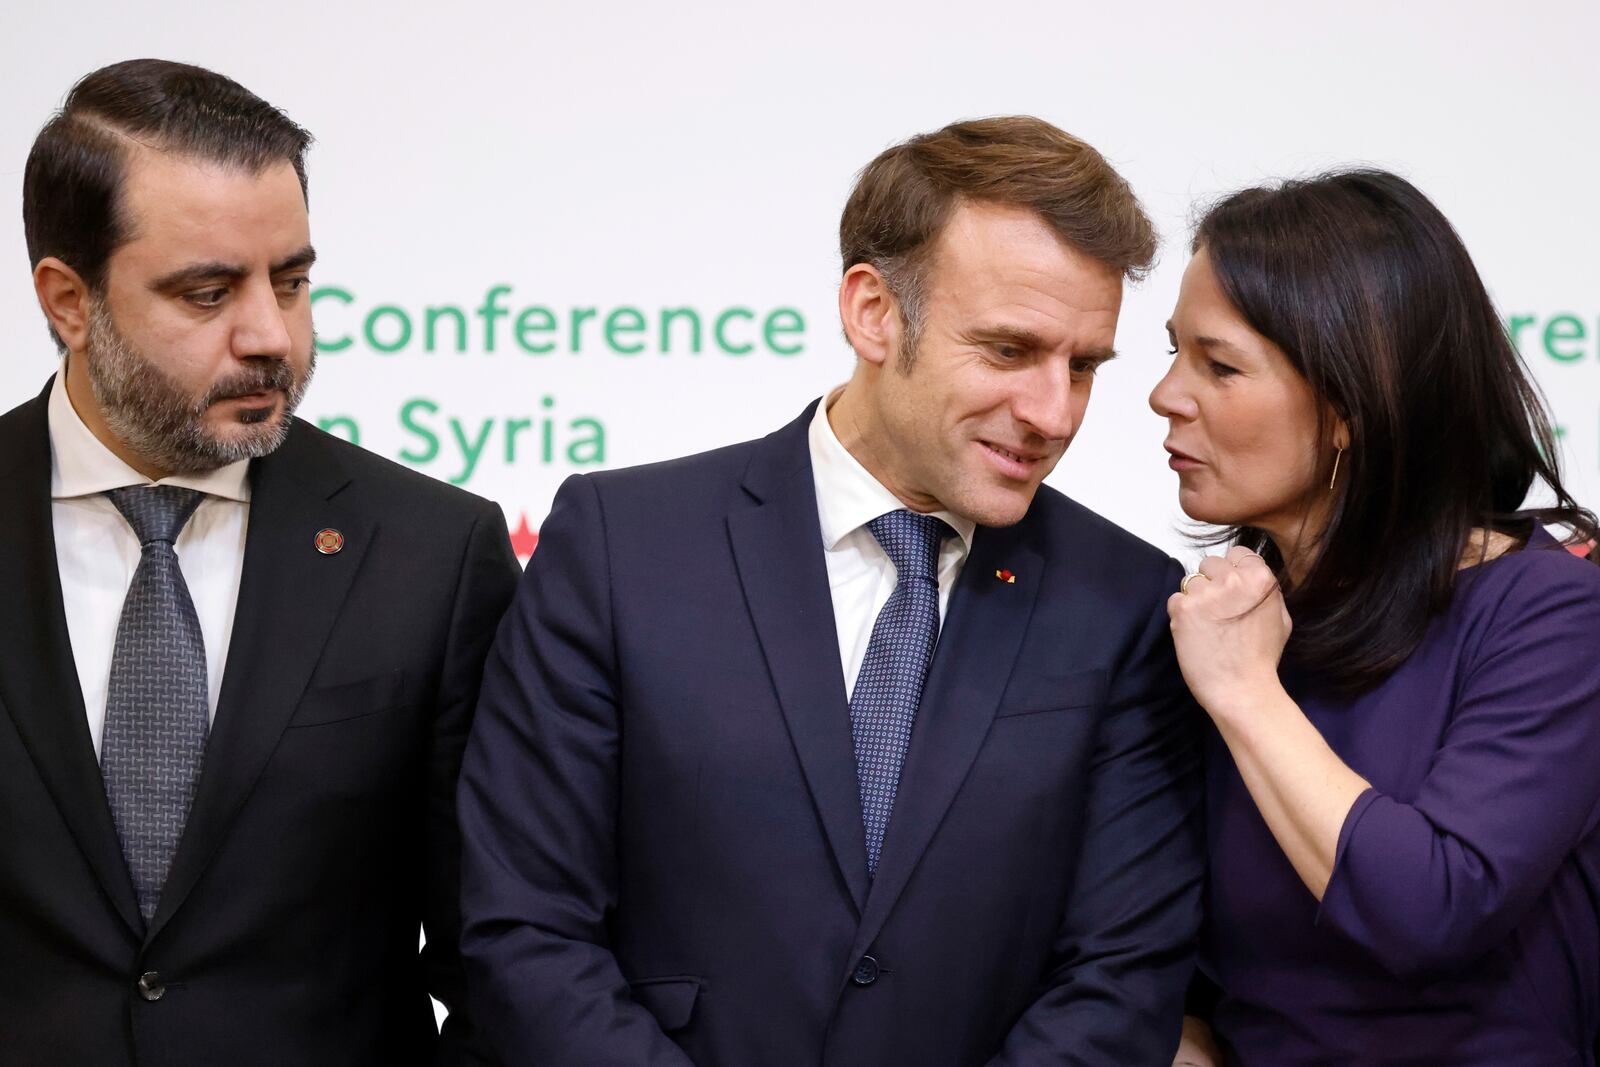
[1331,410,1352,452]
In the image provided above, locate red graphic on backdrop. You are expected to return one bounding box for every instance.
[510,513,540,562]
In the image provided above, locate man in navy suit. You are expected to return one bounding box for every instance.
[459,116,1203,1065]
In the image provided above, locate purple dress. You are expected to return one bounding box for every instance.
[1202,530,1600,1066]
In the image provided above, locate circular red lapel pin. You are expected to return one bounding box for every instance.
[314,528,345,555]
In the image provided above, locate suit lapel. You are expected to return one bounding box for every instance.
[848,520,1043,961]
[0,380,144,935]
[727,407,870,913]
[147,423,371,941]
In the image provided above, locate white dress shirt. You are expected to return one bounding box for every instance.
[47,370,250,757]
[808,390,976,698]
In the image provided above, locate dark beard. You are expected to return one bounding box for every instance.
[83,302,315,474]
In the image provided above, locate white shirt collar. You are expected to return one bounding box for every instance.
[47,366,252,503]
[807,387,976,552]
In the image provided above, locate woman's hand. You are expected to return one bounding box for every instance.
[1168,547,1370,900]
[1173,1014,1223,1067]
[1167,545,1292,718]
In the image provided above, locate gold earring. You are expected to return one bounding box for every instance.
[1329,447,1344,491]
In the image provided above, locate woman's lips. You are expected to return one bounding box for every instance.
[1165,446,1203,471]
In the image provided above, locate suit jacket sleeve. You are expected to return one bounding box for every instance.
[458,474,696,1066]
[990,556,1204,1066]
[426,501,521,1066]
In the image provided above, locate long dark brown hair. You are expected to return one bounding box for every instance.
[1195,169,1597,690]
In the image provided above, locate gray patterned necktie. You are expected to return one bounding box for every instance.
[101,485,209,924]
[851,510,950,877]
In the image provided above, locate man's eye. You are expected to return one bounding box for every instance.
[1070,359,1102,376]
[277,276,311,296]
[992,344,1023,360]
[186,288,228,308]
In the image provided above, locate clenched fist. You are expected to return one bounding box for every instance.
[1167,544,1293,718]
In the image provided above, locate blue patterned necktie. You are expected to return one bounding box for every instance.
[851,510,951,877]
[101,485,209,924]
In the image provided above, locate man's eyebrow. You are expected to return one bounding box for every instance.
[148,245,317,294]
[271,245,317,274]
[970,324,1048,348]
[149,261,248,293]
[972,326,1117,362]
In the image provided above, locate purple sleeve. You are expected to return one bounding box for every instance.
[1315,554,1600,981]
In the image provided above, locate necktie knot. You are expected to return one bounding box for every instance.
[107,486,205,546]
[866,510,950,583]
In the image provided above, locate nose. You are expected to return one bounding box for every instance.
[230,278,294,360]
[1012,359,1077,442]
[1148,358,1194,420]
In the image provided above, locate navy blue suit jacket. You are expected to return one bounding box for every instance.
[459,404,1203,1065]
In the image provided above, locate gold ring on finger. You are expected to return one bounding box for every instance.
[1180,573,1210,595]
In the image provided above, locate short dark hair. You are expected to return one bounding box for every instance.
[839,116,1156,349]
[1194,169,1598,690]
[23,58,312,339]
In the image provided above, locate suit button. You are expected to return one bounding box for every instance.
[851,955,880,987]
[137,972,165,1002]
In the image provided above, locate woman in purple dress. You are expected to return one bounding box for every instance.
[1151,170,1600,1066]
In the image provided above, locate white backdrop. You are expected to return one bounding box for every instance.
[3,1,1598,569]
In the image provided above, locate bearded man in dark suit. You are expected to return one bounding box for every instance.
[0,59,518,1066]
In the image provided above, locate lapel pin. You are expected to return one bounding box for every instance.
[995,569,1016,584]
[314,528,345,555]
